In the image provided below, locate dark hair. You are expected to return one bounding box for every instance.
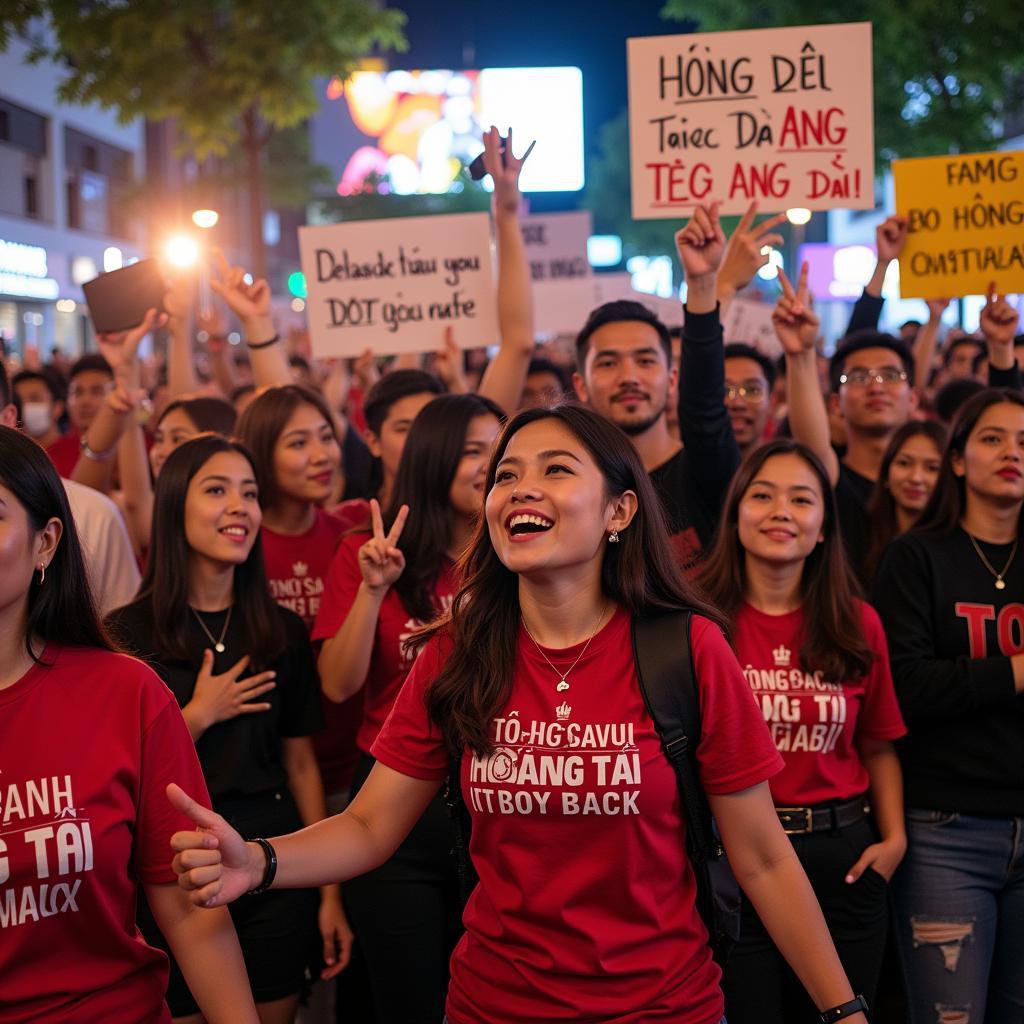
[68,353,113,385]
[157,396,237,437]
[382,393,505,622]
[724,343,777,389]
[1014,333,1024,350]
[575,300,672,371]
[230,383,255,404]
[0,359,10,408]
[865,420,949,576]
[0,426,117,660]
[134,434,286,665]
[12,369,61,403]
[916,388,1024,538]
[970,348,988,376]
[900,319,922,331]
[697,438,872,683]
[527,357,572,394]
[363,369,446,436]
[417,402,725,756]
[934,378,985,424]
[289,354,312,373]
[829,331,914,392]
[942,335,983,369]
[236,385,338,511]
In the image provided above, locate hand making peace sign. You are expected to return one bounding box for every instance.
[358,499,410,593]
[772,262,820,356]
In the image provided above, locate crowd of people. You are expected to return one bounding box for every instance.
[1,123,1022,1024]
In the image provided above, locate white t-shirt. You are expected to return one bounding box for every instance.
[62,479,141,616]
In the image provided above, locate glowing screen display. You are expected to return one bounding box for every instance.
[316,67,585,195]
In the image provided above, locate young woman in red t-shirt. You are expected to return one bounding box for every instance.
[169,405,872,1024]
[311,391,503,1023]
[0,424,256,1024]
[698,438,907,1023]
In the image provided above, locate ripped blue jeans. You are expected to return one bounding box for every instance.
[893,809,1024,1023]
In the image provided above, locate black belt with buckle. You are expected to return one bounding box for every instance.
[776,797,869,835]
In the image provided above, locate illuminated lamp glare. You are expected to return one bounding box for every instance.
[103,246,123,272]
[164,235,199,269]
[291,298,306,313]
[192,209,219,229]
[56,299,77,313]
[287,272,308,299]
[786,208,812,226]
[757,249,784,281]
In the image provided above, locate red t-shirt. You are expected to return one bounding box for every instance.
[734,600,907,807]
[313,532,457,755]
[261,508,363,794]
[372,609,783,1024]
[0,645,211,1024]
[329,497,371,533]
[46,431,80,478]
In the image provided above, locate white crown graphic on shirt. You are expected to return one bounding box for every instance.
[292,561,308,578]
[556,701,572,722]
[773,645,791,667]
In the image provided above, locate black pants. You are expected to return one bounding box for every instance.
[722,815,889,1024]
[345,754,462,1024]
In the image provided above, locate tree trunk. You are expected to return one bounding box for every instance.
[242,106,267,281]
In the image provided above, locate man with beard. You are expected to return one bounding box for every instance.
[573,203,738,569]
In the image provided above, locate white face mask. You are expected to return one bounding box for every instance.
[21,402,53,438]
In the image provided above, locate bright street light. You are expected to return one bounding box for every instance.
[192,209,219,229]
[164,234,200,269]
[786,208,812,226]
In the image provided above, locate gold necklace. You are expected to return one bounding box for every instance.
[191,606,233,653]
[966,533,1018,591]
[522,606,609,692]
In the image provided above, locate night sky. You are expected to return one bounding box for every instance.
[390,0,696,211]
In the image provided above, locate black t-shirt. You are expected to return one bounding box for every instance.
[836,463,875,587]
[872,527,1024,815]
[108,601,324,803]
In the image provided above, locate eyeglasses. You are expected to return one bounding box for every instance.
[725,383,767,402]
[838,369,909,388]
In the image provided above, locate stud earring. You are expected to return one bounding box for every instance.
[608,530,619,544]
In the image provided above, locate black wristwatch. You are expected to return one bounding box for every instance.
[820,995,869,1023]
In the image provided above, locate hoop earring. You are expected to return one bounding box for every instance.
[608,530,619,544]
[37,563,46,585]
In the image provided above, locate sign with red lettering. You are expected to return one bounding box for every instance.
[627,23,874,218]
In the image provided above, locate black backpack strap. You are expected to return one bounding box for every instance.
[632,610,739,962]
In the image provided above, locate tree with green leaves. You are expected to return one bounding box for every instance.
[1,1,407,277]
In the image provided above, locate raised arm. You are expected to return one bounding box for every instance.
[675,201,741,507]
[165,276,200,398]
[913,298,948,395]
[845,215,908,337]
[211,249,291,389]
[980,281,1022,390]
[477,127,535,414]
[775,263,840,485]
[715,201,786,313]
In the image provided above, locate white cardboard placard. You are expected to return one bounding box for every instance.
[521,211,592,283]
[299,212,499,356]
[627,22,874,218]
[722,297,781,358]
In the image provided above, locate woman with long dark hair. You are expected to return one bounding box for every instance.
[864,420,947,577]
[697,439,907,1022]
[873,387,1024,1023]
[309,391,503,1023]
[108,434,327,1024]
[0,426,256,1023]
[170,404,873,1024]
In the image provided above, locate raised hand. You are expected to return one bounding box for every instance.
[433,326,468,393]
[185,650,276,737]
[97,307,168,380]
[353,347,380,392]
[718,202,787,296]
[163,276,194,323]
[876,215,910,263]
[675,201,727,281]
[210,249,272,323]
[773,262,820,356]
[482,125,533,219]
[197,304,229,341]
[167,783,260,907]
[925,297,950,323]
[979,282,1020,347]
[358,499,409,592]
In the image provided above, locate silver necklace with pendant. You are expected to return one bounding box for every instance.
[522,606,607,692]
[191,606,233,653]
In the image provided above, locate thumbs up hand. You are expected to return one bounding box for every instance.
[166,783,263,907]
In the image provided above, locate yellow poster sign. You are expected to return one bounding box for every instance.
[893,150,1024,299]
